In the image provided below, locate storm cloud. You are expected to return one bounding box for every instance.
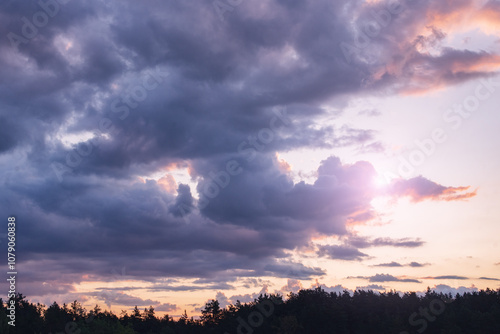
[0,0,494,305]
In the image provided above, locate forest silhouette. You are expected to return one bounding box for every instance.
[2,287,500,333]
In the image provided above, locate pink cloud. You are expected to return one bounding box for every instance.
[387,176,477,202]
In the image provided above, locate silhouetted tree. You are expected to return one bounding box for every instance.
[201,299,222,326]
[2,288,499,333]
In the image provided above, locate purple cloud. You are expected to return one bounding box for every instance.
[388,176,477,202]
[350,274,421,283]
[317,245,369,261]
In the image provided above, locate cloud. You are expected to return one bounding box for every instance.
[371,261,429,267]
[314,283,353,295]
[197,291,233,311]
[155,303,178,312]
[147,283,235,292]
[15,279,76,298]
[369,274,421,283]
[430,284,478,295]
[317,245,369,261]
[217,285,272,306]
[372,238,425,248]
[408,262,429,267]
[478,277,500,281]
[351,274,421,283]
[92,290,175,309]
[347,236,425,249]
[263,261,326,279]
[238,278,273,289]
[372,262,403,267]
[2,149,463,290]
[358,109,381,117]
[356,284,386,291]
[330,1,497,93]
[387,176,477,202]
[278,279,303,295]
[168,184,195,217]
[424,276,469,280]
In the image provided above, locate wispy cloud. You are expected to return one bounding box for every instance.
[387,176,477,202]
[349,274,421,283]
[317,245,369,261]
[431,284,478,295]
[424,275,469,280]
[479,277,500,281]
[347,236,425,249]
[371,261,429,268]
[92,290,177,310]
[356,284,386,291]
[372,262,403,267]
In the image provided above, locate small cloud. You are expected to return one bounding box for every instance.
[369,274,421,283]
[347,236,424,249]
[431,284,478,295]
[424,275,469,280]
[371,261,428,268]
[356,284,386,291]
[315,283,353,295]
[372,262,403,267]
[350,274,421,283]
[358,109,381,117]
[357,142,385,154]
[279,279,303,295]
[147,283,234,292]
[388,176,477,202]
[371,237,424,248]
[318,245,369,261]
[263,261,326,279]
[479,277,500,281]
[155,303,177,312]
[92,291,160,309]
[408,262,429,267]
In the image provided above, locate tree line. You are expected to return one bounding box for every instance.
[1,287,500,333]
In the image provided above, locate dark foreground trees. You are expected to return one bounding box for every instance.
[1,288,500,333]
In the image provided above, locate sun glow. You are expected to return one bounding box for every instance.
[373,173,392,188]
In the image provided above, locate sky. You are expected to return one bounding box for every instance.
[1,0,500,318]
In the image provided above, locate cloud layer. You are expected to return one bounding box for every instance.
[0,0,495,304]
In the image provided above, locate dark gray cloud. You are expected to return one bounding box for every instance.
[168,183,195,217]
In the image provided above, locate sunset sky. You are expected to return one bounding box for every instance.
[1,0,500,318]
